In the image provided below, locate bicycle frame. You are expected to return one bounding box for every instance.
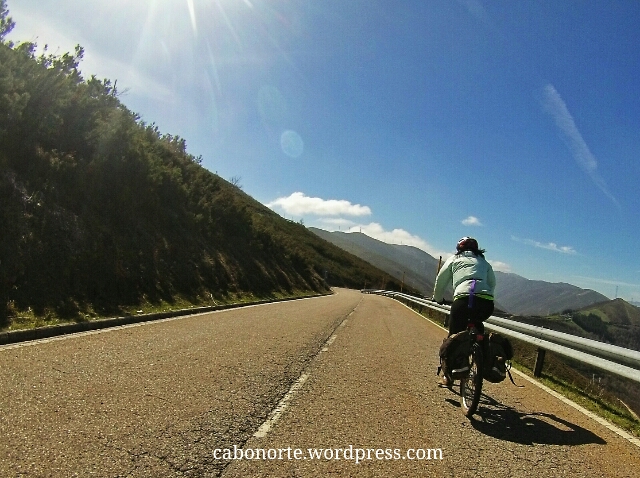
[460,321,485,417]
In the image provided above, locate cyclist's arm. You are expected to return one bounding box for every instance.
[487,263,496,294]
[433,257,453,302]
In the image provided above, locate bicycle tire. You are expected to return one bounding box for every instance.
[460,342,483,417]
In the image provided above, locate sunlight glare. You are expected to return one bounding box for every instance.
[186,0,197,34]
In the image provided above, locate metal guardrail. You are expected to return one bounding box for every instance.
[363,289,640,384]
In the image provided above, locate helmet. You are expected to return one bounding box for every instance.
[456,237,479,253]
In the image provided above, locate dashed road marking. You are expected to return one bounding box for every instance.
[254,372,310,438]
[254,300,361,438]
[322,335,337,352]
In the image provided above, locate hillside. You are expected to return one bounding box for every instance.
[579,298,640,326]
[310,229,609,316]
[572,298,640,350]
[309,229,439,294]
[494,272,609,316]
[0,33,409,328]
[510,298,640,352]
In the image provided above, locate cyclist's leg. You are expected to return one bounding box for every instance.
[471,297,494,335]
[449,297,471,335]
[441,297,471,385]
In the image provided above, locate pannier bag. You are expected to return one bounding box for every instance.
[438,331,471,380]
[483,332,513,383]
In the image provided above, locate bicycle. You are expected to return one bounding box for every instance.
[459,321,484,417]
[433,299,486,417]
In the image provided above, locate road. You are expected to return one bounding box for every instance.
[0,289,638,477]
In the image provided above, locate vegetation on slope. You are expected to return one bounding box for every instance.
[0,3,408,329]
[511,298,640,352]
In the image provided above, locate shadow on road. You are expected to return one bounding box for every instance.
[470,395,607,446]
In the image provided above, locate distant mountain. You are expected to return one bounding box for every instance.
[309,228,510,310]
[309,229,609,316]
[494,272,609,316]
[308,228,439,295]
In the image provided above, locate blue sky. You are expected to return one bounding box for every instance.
[8,0,640,301]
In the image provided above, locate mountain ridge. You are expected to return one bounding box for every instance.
[577,297,640,327]
[309,228,610,316]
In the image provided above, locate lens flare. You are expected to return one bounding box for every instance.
[280,130,303,158]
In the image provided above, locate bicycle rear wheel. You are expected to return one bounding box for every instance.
[460,342,483,417]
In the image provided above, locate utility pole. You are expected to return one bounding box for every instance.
[400,271,405,293]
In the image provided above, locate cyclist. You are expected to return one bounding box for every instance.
[432,237,496,386]
[432,237,496,337]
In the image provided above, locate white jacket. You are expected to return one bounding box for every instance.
[433,251,495,302]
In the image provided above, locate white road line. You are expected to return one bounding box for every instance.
[511,368,640,448]
[0,314,204,351]
[395,300,640,449]
[254,325,344,438]
[322,333,338,352]
[253,307,357,439]
[254,373,310,438]
[0,295,335,351]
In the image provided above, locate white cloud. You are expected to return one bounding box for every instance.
[360,223,430,248]
[342,222,450,259]
[542,84,619,207]
[317,217,356,226]
[462,216,483,226]
[572,276,640,289]
[489,261,511,272]
[268,191,468,259]
[512,236,577,255]
[266,192,372,217]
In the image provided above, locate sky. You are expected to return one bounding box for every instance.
[7,0,640,301]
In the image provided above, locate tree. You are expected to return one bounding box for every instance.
[0,0,15,44]
[229,176,243,189]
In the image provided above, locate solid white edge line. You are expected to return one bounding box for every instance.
[509,368,640,447]
[0,294,335,351]
[393,299,640,449]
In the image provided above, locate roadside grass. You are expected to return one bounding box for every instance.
[405,301,640,439]
[2,289,320,332]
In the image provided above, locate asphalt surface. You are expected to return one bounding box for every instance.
[1,289,638,477]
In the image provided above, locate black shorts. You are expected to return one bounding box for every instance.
[448,296,494,336]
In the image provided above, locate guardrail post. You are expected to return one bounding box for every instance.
[534,348,546,377]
